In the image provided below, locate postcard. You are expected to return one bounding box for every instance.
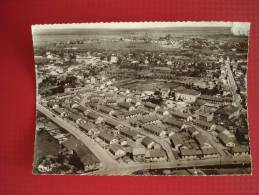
[32,22,251,175]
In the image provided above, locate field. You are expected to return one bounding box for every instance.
[116,79,180,91]
[34,130,60,161]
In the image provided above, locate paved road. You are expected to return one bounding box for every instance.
[37,104,122,170]
[192,124,226,157]
[92,155,251,175]
[82,105,176,161]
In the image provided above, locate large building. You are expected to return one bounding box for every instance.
[175,87,201,103]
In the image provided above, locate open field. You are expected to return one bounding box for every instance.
[116,79,181,91]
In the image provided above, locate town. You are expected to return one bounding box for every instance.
[33,25,251,175]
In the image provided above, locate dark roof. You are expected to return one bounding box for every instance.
[99,105,114,113]
[175,87,200,96]
[143,124,166,134]
[170,134,183,146]
[90,98,100,103]
[216,105,239,116]
[163,117,184,128]
[198,95,224,102]
[74,105,87,112]
[156,108,167,114]
[193,120,213,128]
[120,127,138,138]
[53,107,65,114]
[86,111,100,120]
[170,110,190,119]
[79,123,93,132]
[68,113,81,121]
[98,132,116,142]
[144,102,158,109]
[186,126,198,135]
[118,102,132,109]
[123,109,145,117]
[105,119,120,128]
[142,137,154,146]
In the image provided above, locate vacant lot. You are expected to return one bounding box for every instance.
[34,130,60,161]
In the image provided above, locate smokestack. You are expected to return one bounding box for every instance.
[231,22,250,36]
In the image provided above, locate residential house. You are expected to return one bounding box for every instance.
[202,147,219,159]
[163,117,185,129]
[53,107,66,117]
[143,102,160,111]
[218,131,236,147]
[186,126,199,137]
[105,119,122,129]
[194,133,212,149]
[141,137,155,149]
[67,113,81,124]
[193,120,214,131]
[119,127,139,141]
[156,108,170,116]
[143,124,167,137]
[170,110,192,121]
[198,95,224,105]
[175,87,201,103]
[98,105,116,116]
[109,144,126,159]
[230,145,250,157]
[118,102,135,111]
[215,105,241,120]
[145,149,167,162]
[132,147,146,161]
[170,134,183,150]
[98,132,118,145]
[139,115,160,125]
[180,148,198,160]
[198,111,214,122]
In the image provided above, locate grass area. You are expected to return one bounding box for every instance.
[34,130,60,162]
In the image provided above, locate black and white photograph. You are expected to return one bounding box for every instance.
[32,22,251,175]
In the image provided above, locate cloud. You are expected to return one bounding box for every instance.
[231,22,250,36]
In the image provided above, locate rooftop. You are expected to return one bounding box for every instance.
[175,87,201,96]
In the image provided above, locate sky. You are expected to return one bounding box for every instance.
[32,22,250,36]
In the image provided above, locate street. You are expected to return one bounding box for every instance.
[37,104,123,170]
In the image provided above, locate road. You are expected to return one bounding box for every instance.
[192,124,226,156]
[81,104,176,161]
[91,155,251,175]
[37,104,122,171]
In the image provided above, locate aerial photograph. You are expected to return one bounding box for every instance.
[32,22,251,175]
